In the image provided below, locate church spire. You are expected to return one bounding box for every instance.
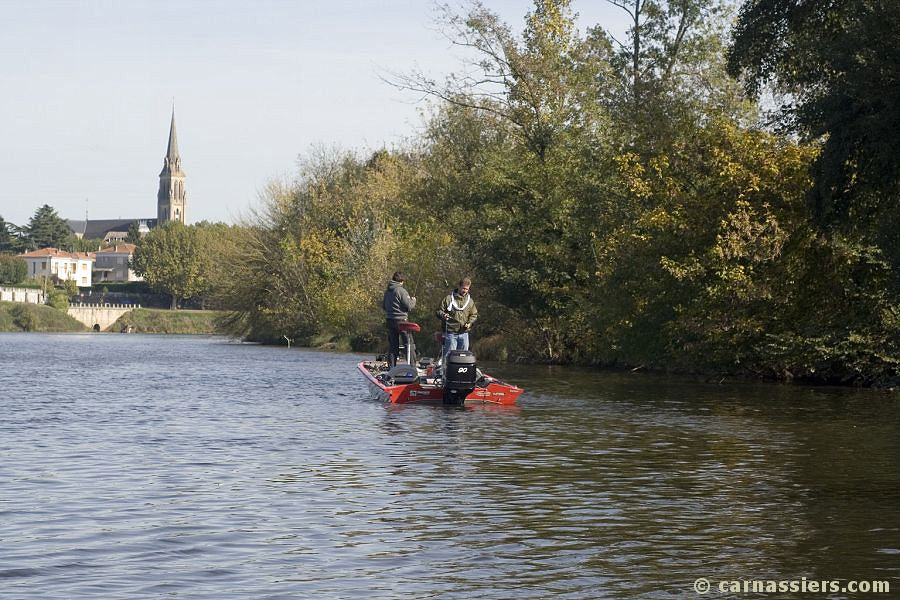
[157,108,186,224]
[159,108,184,177]
[167,109,179,162]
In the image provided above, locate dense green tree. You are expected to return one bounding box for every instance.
[0,216,25,253]
[724,0,900,381]
[727,0,900,228]
[131,222,211,310]
[0,254,27,284]
[602,0,749,148]
[395,1,595,159]
[217,150,431,345]
[193,221,243,309]
[65,235,102,252]
[24,205,72,250]
[209,0,897,383]
[126,221,142,244]
[394,1,614,356]
[399,0,742,358]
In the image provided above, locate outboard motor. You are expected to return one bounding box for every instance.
[443,350,477,406]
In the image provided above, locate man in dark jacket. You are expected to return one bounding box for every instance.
[382,271,416,367]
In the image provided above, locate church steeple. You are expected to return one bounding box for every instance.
[157,109,186,224]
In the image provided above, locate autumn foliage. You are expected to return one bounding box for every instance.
[212,1,898,384]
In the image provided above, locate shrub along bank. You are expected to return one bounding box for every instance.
[110,308,225,334]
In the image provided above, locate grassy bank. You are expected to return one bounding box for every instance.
[0,301,86,332]
[111,308,225,334]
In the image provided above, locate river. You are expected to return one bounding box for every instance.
[1,333,898,598]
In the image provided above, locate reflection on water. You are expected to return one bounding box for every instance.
[1,333,898,598]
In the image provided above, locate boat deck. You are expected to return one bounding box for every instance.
[358,360,523,405]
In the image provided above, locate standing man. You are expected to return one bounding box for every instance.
[382,271,416,367]
[436,277,478,362]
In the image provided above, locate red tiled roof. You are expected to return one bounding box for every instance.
[19,248,94,260]
[20,247,69,258]
[96,243,137,254]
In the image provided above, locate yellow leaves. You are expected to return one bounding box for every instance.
[614,153,652,199]
[714,200,788,264]
[637,206,679,231]
[297,231,337,263]
[697,119,805,203]
[648,155,670,178]
[525,0,575,48]
[716,263,748,282]
[882,305,900,330]
[660,256,704,282]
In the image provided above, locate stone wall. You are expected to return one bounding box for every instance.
[0,286,46,305]
[67,303,137,332]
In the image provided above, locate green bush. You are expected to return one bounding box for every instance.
[110,308,224,334]
[10,304,36,331]
[19,279,44,289]
[63,279,78,298]
[0,254,26,284]
[47,289,69,310]
[92,281,153,294]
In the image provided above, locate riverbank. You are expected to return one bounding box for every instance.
[303,329,899,390]
[110,308,225,334]
[0,301,86,332]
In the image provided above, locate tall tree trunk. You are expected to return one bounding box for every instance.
[632,0,642,112]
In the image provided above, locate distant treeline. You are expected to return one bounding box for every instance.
[131,1,900,385]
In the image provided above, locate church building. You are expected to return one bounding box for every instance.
[68,110,186,240]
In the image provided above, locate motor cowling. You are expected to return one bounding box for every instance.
[443,350,476,405]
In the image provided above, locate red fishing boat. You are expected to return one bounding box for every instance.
[357,321,523,406]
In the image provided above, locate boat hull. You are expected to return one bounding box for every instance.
[358,362,523,405]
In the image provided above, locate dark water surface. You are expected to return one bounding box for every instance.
[1,333,898,598]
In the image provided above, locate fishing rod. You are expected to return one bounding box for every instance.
[410,268,422,299]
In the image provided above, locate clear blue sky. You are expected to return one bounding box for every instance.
[0,0,629,227]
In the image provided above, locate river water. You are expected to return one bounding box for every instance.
[1,333,898,598]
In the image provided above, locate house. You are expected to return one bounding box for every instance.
[103,231,129,245]
[20,248,94,287]
[93,243,142,282]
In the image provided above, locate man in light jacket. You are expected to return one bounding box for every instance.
[436,277,477,363]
